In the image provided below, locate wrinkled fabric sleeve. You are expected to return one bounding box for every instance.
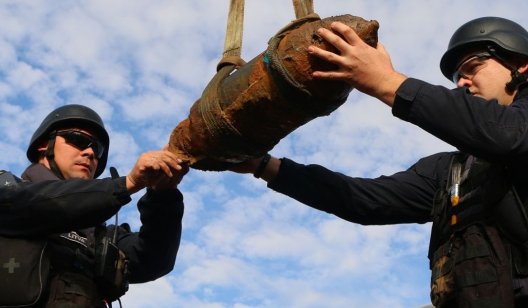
[115,188,184,283]
[268,154,452,225]
[0,177,131,236]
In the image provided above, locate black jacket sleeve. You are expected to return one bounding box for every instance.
[0,177,131,236]
[392,78,528,162]
[114,188,184,283]
[268,153,452,225]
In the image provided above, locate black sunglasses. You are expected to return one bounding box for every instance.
[54,130,105,159]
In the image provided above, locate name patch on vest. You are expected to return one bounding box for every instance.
[60,231,88,248]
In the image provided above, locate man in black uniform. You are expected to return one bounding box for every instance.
[0,104,188,307]
[230,17,528,307]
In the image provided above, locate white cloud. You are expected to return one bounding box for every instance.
[2,0,528,307]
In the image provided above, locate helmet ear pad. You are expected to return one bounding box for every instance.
[440,17,528,80]
[27,104,109,178]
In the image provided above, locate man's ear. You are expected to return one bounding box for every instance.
[36,142,49,161]
[518,62,528,74]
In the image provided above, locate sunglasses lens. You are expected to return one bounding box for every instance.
[56,131,105,159]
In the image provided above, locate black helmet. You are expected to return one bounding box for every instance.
[440,17,528,81]
[27,104,110,178]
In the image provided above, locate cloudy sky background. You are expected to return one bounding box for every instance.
[1,1,527,307]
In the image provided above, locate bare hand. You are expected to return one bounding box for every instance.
[307,22,407,106]
[228,156,262,174]
[126,150,188,193]
[228,155,280,182]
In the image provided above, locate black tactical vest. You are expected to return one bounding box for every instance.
[428,154,522,308]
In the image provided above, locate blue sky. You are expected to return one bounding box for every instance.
[1,1,527,307]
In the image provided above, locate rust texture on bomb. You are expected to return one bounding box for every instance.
[169,14,379,171]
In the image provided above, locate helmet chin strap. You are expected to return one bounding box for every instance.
[487,45,528,92]
[44,137,65,180]
[506,70,528,92]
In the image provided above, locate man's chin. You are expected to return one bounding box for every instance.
[65,172,93,180]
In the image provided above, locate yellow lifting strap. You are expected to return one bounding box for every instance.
[217,0,316,71]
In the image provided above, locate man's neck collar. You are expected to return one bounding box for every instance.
[21,163,61,182]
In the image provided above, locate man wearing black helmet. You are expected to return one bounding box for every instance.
[229,17,528,307]
[0,104,189,307]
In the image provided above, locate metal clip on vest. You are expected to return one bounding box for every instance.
[450,162,462,226]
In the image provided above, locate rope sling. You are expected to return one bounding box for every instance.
[168,1,380,171]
